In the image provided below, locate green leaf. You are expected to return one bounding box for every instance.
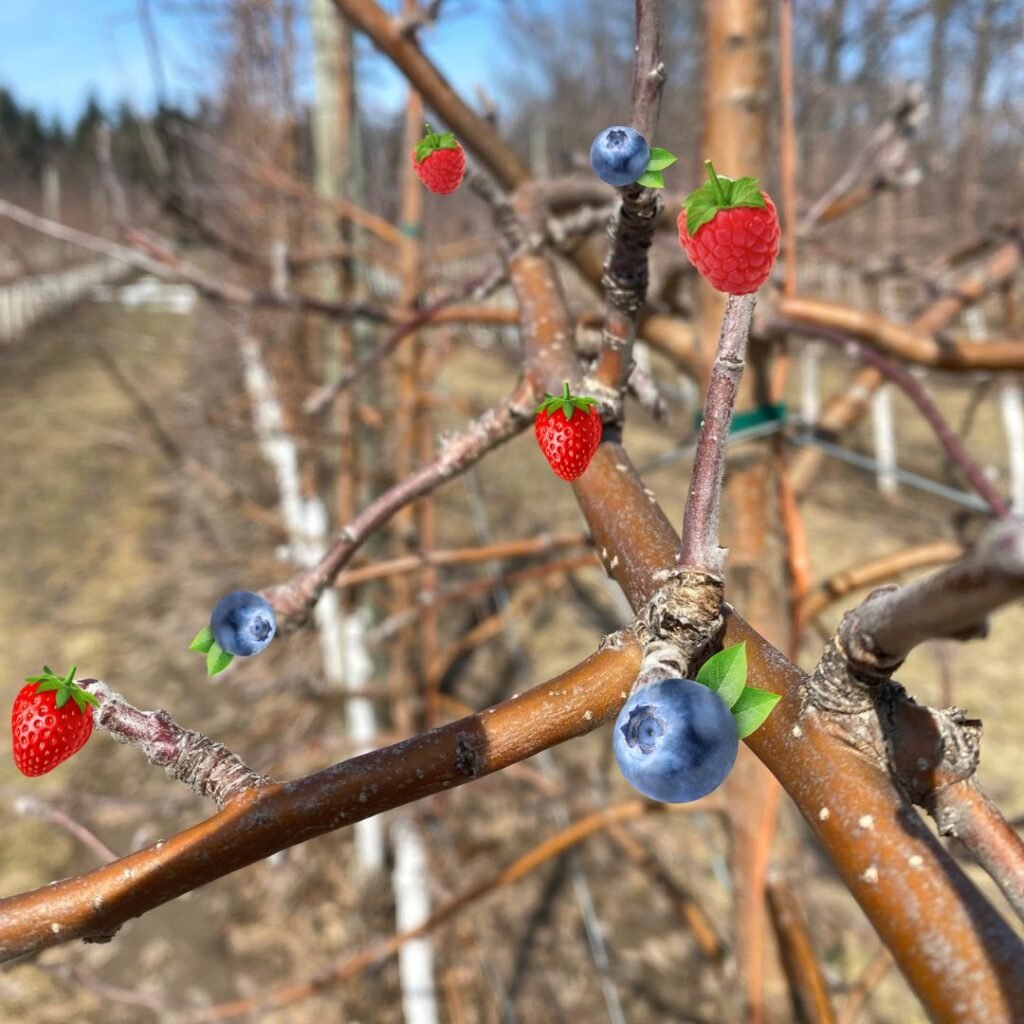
[684,198,721,237]
[55,688,71,709]
[190,625,216,653]
[731,686,782,738]
[728,176,766,208]
[207,642,234,676]
[76,688,100,709]
[696,642,747,709]
[636,169,665,189]
[415,127,459,164]
[682,161,767,237]
[645,147,677,172]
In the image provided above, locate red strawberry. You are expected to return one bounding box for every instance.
[535,382,603,482]
[11,665,98,777]
[678,160,780,295]
[412,124,466,195]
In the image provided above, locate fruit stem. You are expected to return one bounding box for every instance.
[704,159,728,206]
[562,380,572,401]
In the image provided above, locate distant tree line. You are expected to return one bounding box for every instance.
[0,87,193,191]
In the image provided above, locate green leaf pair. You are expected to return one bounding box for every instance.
[683,159,767,237]
[189,626,234,676]
[635,146,677,189]
[694,642,780,738]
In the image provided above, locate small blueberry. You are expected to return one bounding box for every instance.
[210,591,277,657]
[589,126,650,187]
[613,678,738,803]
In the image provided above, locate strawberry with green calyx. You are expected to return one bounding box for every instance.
[677,159,780,295]
[412,123,466,195]
[534,381,603,482]
[11,665,99,777]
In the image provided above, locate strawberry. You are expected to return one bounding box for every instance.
[677,160,780,295]
[11,665,98,777]
[412,124,466,195]
[535,382,603,482]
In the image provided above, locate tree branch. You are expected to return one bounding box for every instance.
[678,293,757,574]
[837,517,1024,667]
[0,641,642,961]
[774,320,1012,517]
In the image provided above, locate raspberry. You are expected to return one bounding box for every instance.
[678,161,780,295]
[412,125,466,195]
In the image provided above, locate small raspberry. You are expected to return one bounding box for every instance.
[412,124,466,195]
[678,161,780,295]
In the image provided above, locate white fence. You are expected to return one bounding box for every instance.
[0,257,126,343]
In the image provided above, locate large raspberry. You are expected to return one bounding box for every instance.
[412,125,466,195]
[678,161,780,295]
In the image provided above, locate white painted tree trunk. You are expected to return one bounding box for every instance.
[871,278,899,496]
[391,815,439,1024]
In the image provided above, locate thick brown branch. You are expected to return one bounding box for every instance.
[838,518,1024,667]
[333,0,530,189]
[776,294,1024,370]
[0,641,642,961]
[931,780,1024,925]
[799,541,964,622]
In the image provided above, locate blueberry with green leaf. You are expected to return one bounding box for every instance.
[589,125,677,188]
[612,642,781,803]
[190,591,277,676]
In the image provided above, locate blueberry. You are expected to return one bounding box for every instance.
[210,591,277,657]
[613,678,738,803]
[589,126,650,187]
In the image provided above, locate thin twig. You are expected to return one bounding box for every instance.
[13,798,119,864]
[302,267,505,415]
[266,382,538,627]
[79,680,271,809]
[776,321,1011,517]
[678,294,757,574]
[0,198,397,327]
[766,876,838,1024]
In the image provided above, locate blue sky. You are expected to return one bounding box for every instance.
[0,0,506,126]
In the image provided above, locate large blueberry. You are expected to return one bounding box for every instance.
[613,678,738,803]
[210,591,277,657]
[589,125,650,187]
